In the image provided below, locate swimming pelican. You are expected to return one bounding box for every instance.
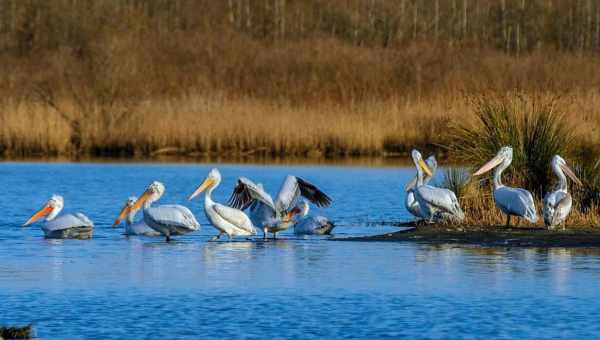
[132,181,200,241]
[112,197,161,236]
[543,155,582,229]
[411,150,465,222]
[228,175,332,239]
[473,146,538,226]
[292,200,335,235]
[188,168,265,241]
[405,155,438,219]
[23,195,93,239]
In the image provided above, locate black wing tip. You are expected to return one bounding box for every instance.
[297,177,332,208]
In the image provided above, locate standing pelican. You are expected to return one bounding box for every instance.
[132,181,200,241]
[23,195,93,239]
[543,155,582,229]
[292,200,335,235]
[189,168,265,241]
[411,150,465,222]
[405,155,438,219]
[112,197,161,236]
[228,175,332,239]
[473,146,538,226]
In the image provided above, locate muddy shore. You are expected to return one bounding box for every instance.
[338,224,600,247]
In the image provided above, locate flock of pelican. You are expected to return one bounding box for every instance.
[24,168,333,241]
[407,146,581,229]
[22,145,582,240]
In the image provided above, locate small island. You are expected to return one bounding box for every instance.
[340,224,600,247]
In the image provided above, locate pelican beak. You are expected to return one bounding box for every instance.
[285,207,302,222]
[132,189,153,211]
[404,176,418,191]
[473,154,504,176]
[418,158,433,177]
[113,204,131,227]
[23,204,53,226]
[188,178,214,201]
[560,163,583,186]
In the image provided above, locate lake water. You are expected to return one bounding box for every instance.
[2,162,600,339]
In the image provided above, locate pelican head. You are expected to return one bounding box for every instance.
[132,181,166,211]
[552,155,582,186]
[285,202,308,222]
[23,194,64,226]
[405,154,437,191]
[188,168,222,200]
[112,196,137,227]
[473,146,513,176]
[410,149,433,178]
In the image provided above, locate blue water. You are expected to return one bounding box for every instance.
[1,162,600,339]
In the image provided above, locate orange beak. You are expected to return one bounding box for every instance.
[113,203,132,227]
[132,189,153,212]
[23,205,53,226]
[285,207,302,221]
[188,178,214,201]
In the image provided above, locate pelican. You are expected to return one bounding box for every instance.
[292,200,335,235]
[132,181,200,241]
[404,155,438,219]
[112,197,161,236]
[228,175,332,239]
[473,146,538,226]
[188,168,264,241]
[23,195,93,239]
[411,150,465,222]
[543,155,582,229]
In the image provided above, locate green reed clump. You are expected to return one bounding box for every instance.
[573,159,600,213]
[450,93,572,196]
[438,168,471,202]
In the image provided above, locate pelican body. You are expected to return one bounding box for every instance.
[228,175,331,239]
[133,182,200,241]
[113,197,161,236]
[292,201,335,235]
[543,155,582,229]
[189,168,257,241]
[23,195,93,239]
[405,155,438,219]
[411,150,465,223]
[473,146,538,226]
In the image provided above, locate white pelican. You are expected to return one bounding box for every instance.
[112,197,161,236]
[132,181,200,241]
[228,175,332,239]
[473,146,538,226]
[404,155,437,219]
[23,195,93,239]
[543,155,582,229]
[188,168,264,241]
[291,200,335,236]
[412,150,465,222]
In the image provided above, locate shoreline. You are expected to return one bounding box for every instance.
[337,225,600,247]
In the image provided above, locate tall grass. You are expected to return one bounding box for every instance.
[450,93,572,196]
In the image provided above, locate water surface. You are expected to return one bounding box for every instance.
[1,162,600,339]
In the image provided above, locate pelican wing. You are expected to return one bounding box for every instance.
[495,187,538,223]
[543,191,572,226]
[145,205,200,231]
[415,185,463,217]
[275,175,331,212]
[213,203,255,234]
[228,177,275,211]
[43,213,93,232]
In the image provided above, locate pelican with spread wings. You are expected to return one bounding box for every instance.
[228,175,332,239]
